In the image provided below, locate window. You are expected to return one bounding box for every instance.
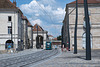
[8,16,12,21]
[8,26,12,34]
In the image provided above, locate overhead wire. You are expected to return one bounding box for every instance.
[25,0,62,36]
[35,0,62,36]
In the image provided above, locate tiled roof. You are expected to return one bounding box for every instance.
[0,0,23,15]
[22,15,32,26]
[48,35,53,37]
[33,24,44,31]
[53,38,57,40]
[22,15,27,20]
[69,0,100,4]
[28,22,32,26]
[0,0,17,9]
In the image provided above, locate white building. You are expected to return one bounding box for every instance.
[33,24,48,49]
[21,15,29,49]
[0,0,24,50]
[27,21,33,48]
[48,35,54,41]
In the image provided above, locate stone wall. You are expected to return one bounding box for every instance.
[69,6,100,49]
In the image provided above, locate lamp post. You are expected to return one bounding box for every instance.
[61,25,64,46]
[36,25,39,49]
[84,0,91,60]
[11,22,12,41]
[74,0,78,54]
[66,5,70,51]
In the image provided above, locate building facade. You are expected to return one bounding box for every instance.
[0,0,31,50]
[63,0,100,50]
[33,24,48,49]
[27,21,33,48]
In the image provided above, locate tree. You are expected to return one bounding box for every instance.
[57,35,62,40]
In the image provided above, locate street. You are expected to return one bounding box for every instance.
[0,49,59,67]
[0,48,100,67]
[34,49,100,67]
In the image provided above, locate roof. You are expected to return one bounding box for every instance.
[28,21,32,27]
[0,0,23,15]
[53,38,57,40]
[48,35,53,37]
[69,0,100,4]
[22,15,32,26]
[0,0,17,9]
[33,24,44,31]
[22,15,27,20]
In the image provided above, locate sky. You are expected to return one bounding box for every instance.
[11,0,75,37]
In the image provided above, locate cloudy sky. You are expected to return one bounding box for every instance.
[11,0,75,37]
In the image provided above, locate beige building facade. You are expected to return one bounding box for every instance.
[63,0,100,50]
[33,24,48,49]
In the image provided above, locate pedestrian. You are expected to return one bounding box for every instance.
[61,44,64,51]
[66,42,69,51]
[55,45,57,49]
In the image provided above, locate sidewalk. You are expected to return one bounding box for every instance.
[34,49,100,67]
[0,49,43,60]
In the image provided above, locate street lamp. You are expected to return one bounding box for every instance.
[11,22,12,41]
[36,25,38,36]
[36,25,39,49]
[84,0,91,60]
[74,0,78,54]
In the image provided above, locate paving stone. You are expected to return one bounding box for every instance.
[34,49,100,67]
[0,49,59,67]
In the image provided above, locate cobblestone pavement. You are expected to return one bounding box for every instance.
[0,49,42,60]
[34,49,100,67]
[0,49,59,67]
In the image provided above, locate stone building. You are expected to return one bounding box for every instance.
[0,0,31,50]
[21,15,29,49]
[27,21,33,48]
[63,0,100,50]
[33,24,48,49]
[48,35,54,41]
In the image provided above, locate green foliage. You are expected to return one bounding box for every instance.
[57,35,62,40]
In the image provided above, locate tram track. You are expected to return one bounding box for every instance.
[0,49,59,67]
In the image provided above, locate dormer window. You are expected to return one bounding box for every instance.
[8,16,12,21]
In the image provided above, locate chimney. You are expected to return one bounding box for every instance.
[13,0,16,6]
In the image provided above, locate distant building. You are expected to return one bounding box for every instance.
[33,24,48,49]
[53,38,57,40]
[63,0,100,49]
[48,35,54,41]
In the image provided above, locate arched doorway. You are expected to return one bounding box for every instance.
[5,40,13,49]
[82,33,92,49]
[36,35,43,49]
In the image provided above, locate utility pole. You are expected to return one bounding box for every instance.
[11,22,12,41]
[66,5,70,50]
[36,25,39,49]
[84,0,91,60]
[74,0,78,54]
[61,25,64,46]
[37,25,38,36]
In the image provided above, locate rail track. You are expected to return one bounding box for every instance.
[0,49,59,67]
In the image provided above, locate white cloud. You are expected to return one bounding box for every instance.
[35,14,39,16]
[20,0,65,37]
[31,19,42,25]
